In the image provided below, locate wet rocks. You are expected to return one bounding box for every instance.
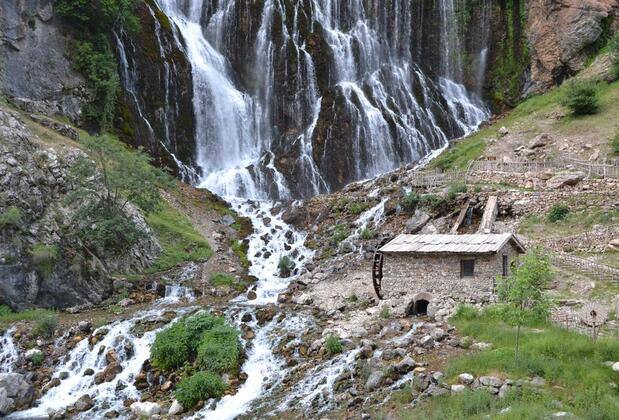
[130,401,161,417]
[256,305,277,324]
[168,399,184,415]
[74,394,95,412]
[0,373,34,412]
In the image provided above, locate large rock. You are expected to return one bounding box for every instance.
[0,373,34,410]
[130,401,161,417]
[74,394,94,412]
[546,171,586,189]
[365,371,385,391]
[405,212,431,234]
[526,0,619,94]
[0,388,14,416]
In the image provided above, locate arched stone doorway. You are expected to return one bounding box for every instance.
[406,292,433,316]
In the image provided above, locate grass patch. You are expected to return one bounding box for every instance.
[145,203,213,273]
[325,334,343,355]
[30,244,60,279]
[331,224,350,246]
[519,208,619,239]
[0,206,22,230]
[401,307,619,419]
[231,240,250,269]
[209,273,235,288]
[0,306,57,329]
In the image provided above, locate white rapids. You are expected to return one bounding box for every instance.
[0,327,19,373]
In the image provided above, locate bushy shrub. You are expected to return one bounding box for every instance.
[35,314,58,338]
[0,206,22,230]
[278,255,295,277]
[401,192,420,212]
[563,81,599,115]
[610,31,619,78]
[453,304,479,321]
[447,183,467,200]
[0,305,12,317]
[331,224,350,245]
[547,204,569,222]
[325,334,343,355]
[30,244,60,279]
[419,194,446,212]
[231,240,250,269]
[174,372,227,408]
[184,312,224,348]
[349,202,368,215]
[150,321,190,371]
[31,352,45,366]
[379,307,391,319]
[360,228,374,240]
[196,325,241,373]
[611,129,619,156]
[209,273,235,288]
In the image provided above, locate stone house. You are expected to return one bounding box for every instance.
[376,233,526,315]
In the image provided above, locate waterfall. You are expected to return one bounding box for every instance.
[0,328,18,373]
[151,0,488,199]
[475,0,492,96]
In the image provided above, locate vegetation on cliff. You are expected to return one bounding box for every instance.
[56,0,139,129]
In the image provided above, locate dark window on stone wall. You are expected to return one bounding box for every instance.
[461,259,475,278]
[502,255,509,277]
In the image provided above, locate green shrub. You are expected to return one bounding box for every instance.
[360,228,374,240]
[379,307,391,319]
[35,314,58,338]
[563,81,599,115]
[419,194,446,212]
[231,240,250,269]
[0,305,12,317]
[610,31,619,78]
[30,244,60,279]
[447,183,467,199]
[325,334,343,355]
[209,273,235,288]
[174,372,227,408]
[611,129,619,156]
[150,321,190,371]
[349,202,368,215]
[31,351,45,366]
[184,312,225,348]
[331,224,350,245]
[196,325,241,373]
[0,206,22,230]
[453,304,479,321]
[547,204,570,222]
[401,192,420,212]
[278,255,295,277]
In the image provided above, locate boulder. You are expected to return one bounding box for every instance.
[498,127,509,137]
[530,133,552,149]
[608,239,619,252]
[130,401,161,417]
[0,388,14,416]
[451,384,466,393]
[471,342,492,351]
[394,356,417,374]
[458,373,475,385]
[430,328,446,341]
[612,361,619,372]
[405,212,431,234]
[0,373,34,409]
[168,400,184,415]
[74,394,95,412]
[546,171,585,189]
[292,293,313,305]
[419,335,434,349]
[479,376,503,388]
[365,371,385,391]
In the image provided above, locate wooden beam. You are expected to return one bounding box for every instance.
[478,196,498,234]
[450,199,471,234]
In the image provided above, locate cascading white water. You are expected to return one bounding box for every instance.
[0,328,18,373]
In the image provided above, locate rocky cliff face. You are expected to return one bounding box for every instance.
[526,0,619,94]
[0,0,89,123]
[0,109,160,311]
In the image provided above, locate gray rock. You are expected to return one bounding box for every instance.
[458,373,474,385]
[0,373,34,409]
[365,371,385,391]
[405,212,431,234]
[471,342,492,351]
[25,348,43,361]
[74,394,94,412]
[451,384,466,393]
[394,356,417,374]
[479,376,503,388]
[427,384,449,397]
[546,171,585,189]
[130,401,161,417]
[221,215,235,226]
[419,335,434,349]
[530,133,552,149]
[168,400,183,415]
[0,388,14,416]
[530,376,546,387]
[498,383,511,398]
[430,328,446,341]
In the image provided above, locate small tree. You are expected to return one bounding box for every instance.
[67,134,172,252]
[563,81,599,116]
[497,248,553,364]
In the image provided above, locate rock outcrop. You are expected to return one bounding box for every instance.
[526,0,619,94]
[0,0,89,123]
[0,109,160,310]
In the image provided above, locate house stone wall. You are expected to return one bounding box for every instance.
[381,242,521,303]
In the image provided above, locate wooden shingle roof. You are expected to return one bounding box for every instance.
[378,233,525,255]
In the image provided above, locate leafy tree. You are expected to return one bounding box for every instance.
[563,81,599,116]
[67,134,172,252]
[496,248,553,364]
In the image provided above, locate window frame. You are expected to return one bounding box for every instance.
[460,259,475,278]
[502,254,509,277]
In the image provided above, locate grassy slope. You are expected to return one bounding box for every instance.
[385,309,619,419]
[431,80,619,171]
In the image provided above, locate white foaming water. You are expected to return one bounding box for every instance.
[339,198,388,254]
[10,303,193,419]
[0,328,18,373]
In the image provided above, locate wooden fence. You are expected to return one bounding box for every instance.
[408,158,619,187]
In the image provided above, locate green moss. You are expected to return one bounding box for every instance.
[146,204,213,273]
[30,244,60,279]
[231,240,250,269]
[0,206,22,230]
